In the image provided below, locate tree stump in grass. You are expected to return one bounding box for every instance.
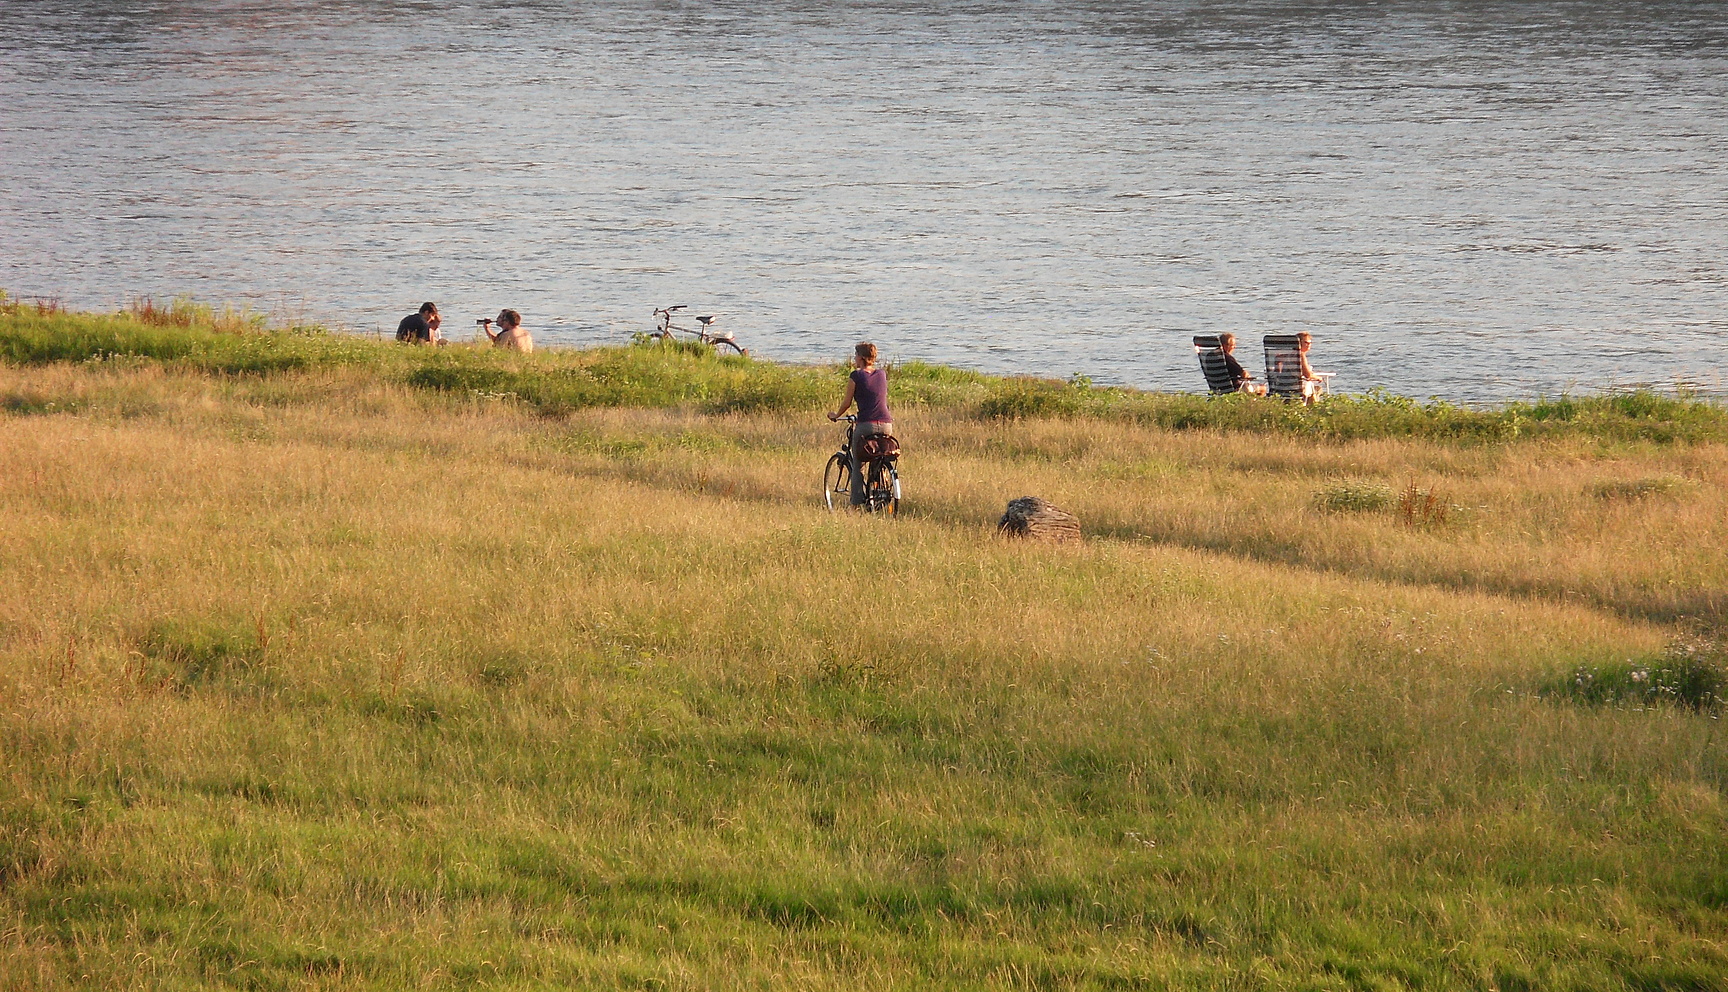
[997,496,1081,542]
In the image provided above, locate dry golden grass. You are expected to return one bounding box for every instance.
[1,359,1725,990]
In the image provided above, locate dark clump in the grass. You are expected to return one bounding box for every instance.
[1543,639,1727,710]
[1313,481,1394,513]
[0,390,81,416]
[472,652,528,689]
[136,618,268,694]
[360,692,445,726]
[1591,477,1686,501]
[406,363,513,395]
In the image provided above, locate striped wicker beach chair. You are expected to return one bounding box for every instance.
[1193,335,1240,395]
[1263,334,1332,403]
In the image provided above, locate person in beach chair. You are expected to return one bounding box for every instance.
[1193,334,1265,395]
[1264,331,1332,405]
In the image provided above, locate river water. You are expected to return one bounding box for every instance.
[2,1,1725,401]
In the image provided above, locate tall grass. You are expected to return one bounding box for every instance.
[0,295,374,373]
[2,302,1727,988]
[128,294,267,333]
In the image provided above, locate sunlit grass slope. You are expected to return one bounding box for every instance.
[2,303,1726,990]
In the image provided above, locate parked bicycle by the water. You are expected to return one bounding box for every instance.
[824,415,900,515]
[646,305,746,355]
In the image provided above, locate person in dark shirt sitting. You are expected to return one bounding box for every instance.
[395,302,442,345]
[828,341,894,507]
[1219,333,1266,395]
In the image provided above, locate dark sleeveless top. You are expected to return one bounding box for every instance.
[851,368,891,423]
[1223,352,1249,389]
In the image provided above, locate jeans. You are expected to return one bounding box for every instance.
[849,421,893,506]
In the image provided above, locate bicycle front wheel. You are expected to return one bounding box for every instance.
[823,452,851,511]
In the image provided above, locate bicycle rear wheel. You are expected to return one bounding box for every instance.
[823,452,851,511]
[866,461,899,516]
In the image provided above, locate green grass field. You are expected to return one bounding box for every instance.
[2,299,1726,990]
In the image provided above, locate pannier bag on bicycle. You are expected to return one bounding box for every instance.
[858,434,901,461]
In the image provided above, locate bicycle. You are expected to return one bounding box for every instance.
[823,415,900,515]
[648,305,746,355]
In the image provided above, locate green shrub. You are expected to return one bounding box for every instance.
[1313,481,1394,513]
[891,361,993,407]
[978,379,1090,419]
[1543,641,1726,710]
[406,364,514,395]
[702,366,829,415]
[892,361,988,386]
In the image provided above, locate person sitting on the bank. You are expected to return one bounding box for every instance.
[828,341,893,508]
[480,308,532,353]
[1219,333,1266,396]
[1296,331,1329,404]
[395,302,442,345]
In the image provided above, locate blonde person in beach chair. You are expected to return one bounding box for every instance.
[1263,331,1332,405]
[479,309,533,353]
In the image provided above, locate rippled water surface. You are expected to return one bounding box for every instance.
[3,1,1725,399]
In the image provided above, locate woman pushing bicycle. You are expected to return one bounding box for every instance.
[828,342,893,508]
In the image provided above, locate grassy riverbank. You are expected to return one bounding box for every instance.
[3,301,1727,989]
